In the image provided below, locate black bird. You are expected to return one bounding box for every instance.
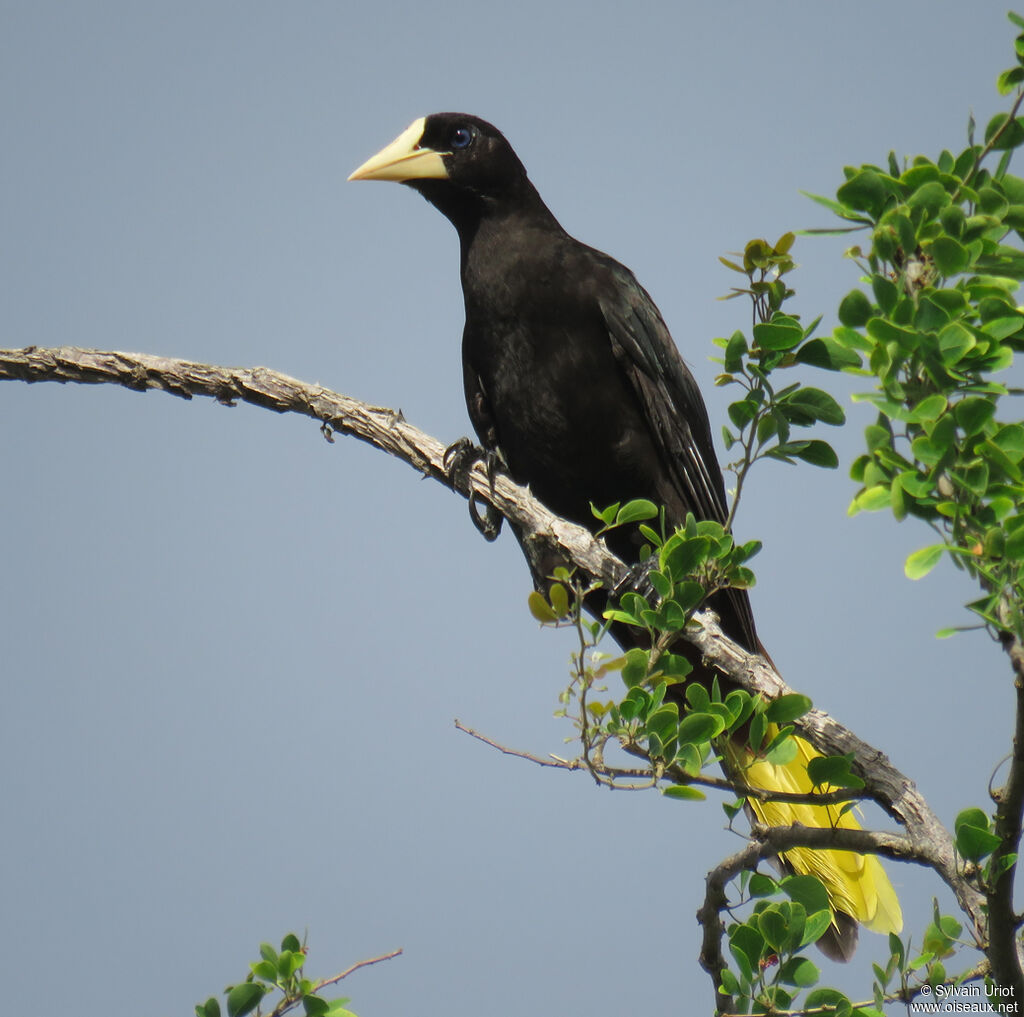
[350,113,901,959]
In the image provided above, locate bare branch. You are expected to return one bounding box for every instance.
[311,948,404,994]
[454,718,597,772]
[265,947,404,1017]
[0,345,629,589]
[0,346,988,981]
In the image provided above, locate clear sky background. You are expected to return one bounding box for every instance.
[1,3,1019,1014]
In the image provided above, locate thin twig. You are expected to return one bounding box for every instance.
[958,89,1024,198]
[312,948,404,993]
[454,719,587,771]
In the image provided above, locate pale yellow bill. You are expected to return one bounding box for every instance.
[348,118,449,182]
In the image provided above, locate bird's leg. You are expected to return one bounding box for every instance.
[443,438,505,542]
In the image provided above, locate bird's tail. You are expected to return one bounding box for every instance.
[721,727,903,962]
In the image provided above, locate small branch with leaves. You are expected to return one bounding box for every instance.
[196,934,402,1017]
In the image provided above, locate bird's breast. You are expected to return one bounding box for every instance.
[463,310,662,524]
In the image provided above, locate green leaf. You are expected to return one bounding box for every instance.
[281,934,302,953]
[662,535,711,577]
[662,784,706,802]
[728,398,759,429]
[303,996,331,1017]
[279,950,305,978]
[528,591,558,623]
[748,710,767,753]
[801,909,834,948]
[616,499,659,526]
[805,988,851,1010]
[766,693,812,724]
[837,169,888,219]
[781,874,830,916]
[905,545,945,580]
[548,582,570,618]
[647,701,680,740]
[753,319,804,351]
[937,321,976,364]
[865,315,916,347]
[908,393,948,425]
[590,501,619,525]
[1007,526,1024,561]
[802,188,859,216]
[795,336,863,370]
[938,914,962,940]
[250,960,277,982]
[197,999,222,1017]
[748,873,778,897]
[870,275,899,315]
[807,753,865,790]
[849,485,891,514]
[324,1003,357,1017]
[724,330,748,372]
[985,112,1024,151]
[226,984,266,1017]
[719,967,742,996]
[939,203,965,238]
[955,806,989,832]
[930,236,970,275]
[781,387,846,426]
[673,580,705,613]
[954,396,996,435]
[998,66,1024,95]
[728,929,758,983]
[621,647,650,687]
[790,440,839,469]
[994,422,1024,460]
[954,808,1002,862]
[757,907,789,952]
[685,682,711,711]
[838,289,873,327]
[778,956,820,988]
[677,711,726,744]
[907,180,950,218]
[765,735,798,766]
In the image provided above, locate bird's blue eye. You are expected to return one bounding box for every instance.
[450,127,473,149]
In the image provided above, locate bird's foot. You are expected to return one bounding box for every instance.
[443,438,505,542]
[612,556,659,602]
[442,436,483,482]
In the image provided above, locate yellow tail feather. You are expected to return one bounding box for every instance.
[723,730,902,940]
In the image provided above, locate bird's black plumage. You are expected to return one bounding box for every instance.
[353,113,757,670]
[349,113,901,959]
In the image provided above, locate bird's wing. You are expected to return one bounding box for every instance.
[598,272,730,529]
[597,268,759,649]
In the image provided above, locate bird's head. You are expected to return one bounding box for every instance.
[349,113,535,225]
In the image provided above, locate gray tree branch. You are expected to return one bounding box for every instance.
[0,345,989,996]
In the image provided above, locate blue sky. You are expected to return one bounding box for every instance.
[1,2,1018,1014]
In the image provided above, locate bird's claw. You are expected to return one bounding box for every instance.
[612,556,659,601]
[443,437,505,542]
[442,436,480,480]
[469,492,503,541]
